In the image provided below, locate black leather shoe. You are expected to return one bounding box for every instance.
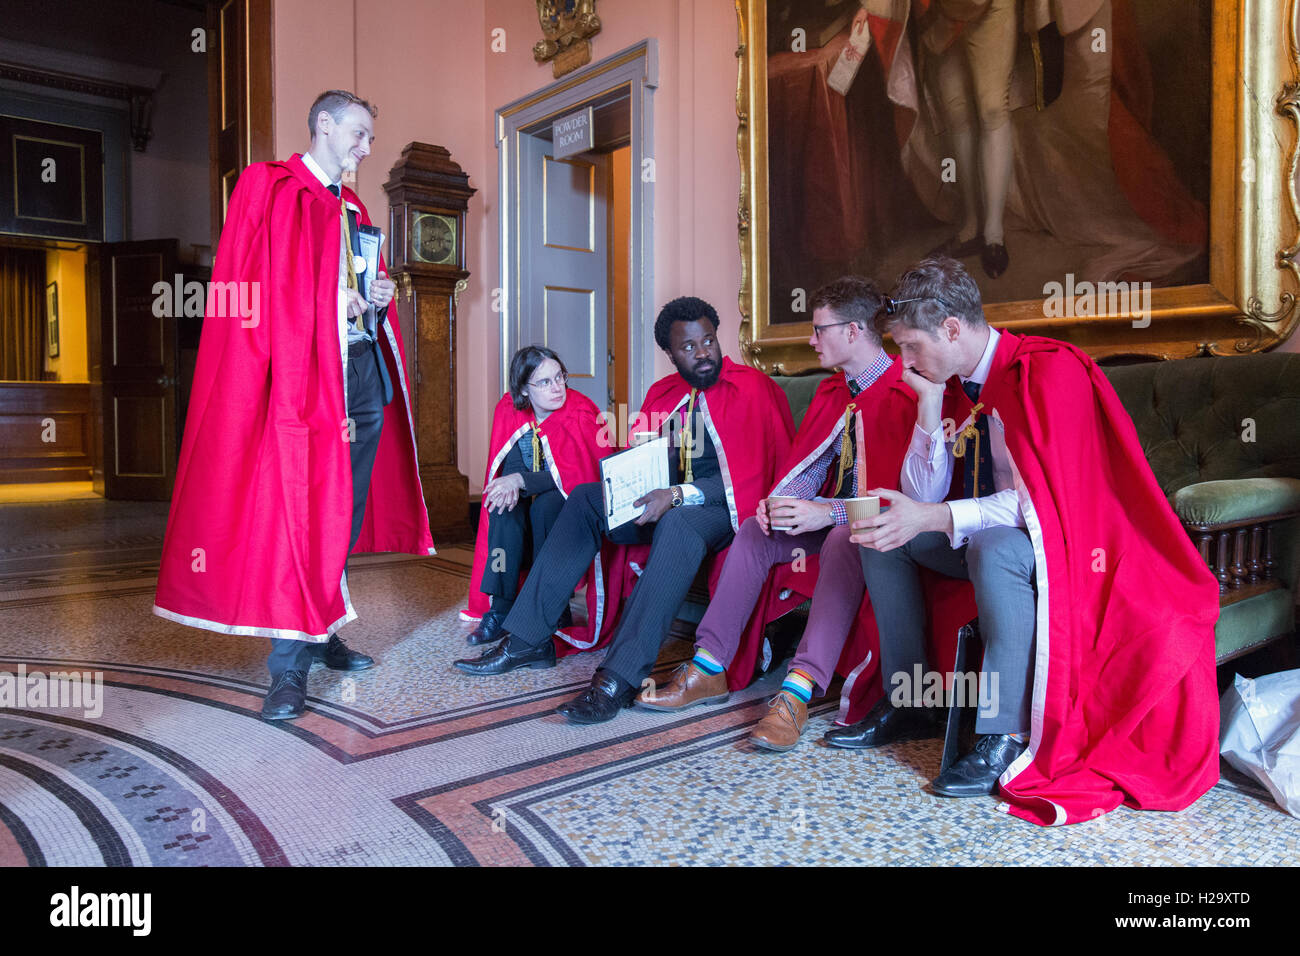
[822,697,941,749]
[556,669,637,724]
[453,634,555,675]
[931,733,1027,797]
[317,634,374,671]
[981,241,1009,279]
[928,234,984,259]
[468,609,508,646]
[262,669,308,720]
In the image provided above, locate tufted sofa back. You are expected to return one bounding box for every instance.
[773,352,1300,501]
[1101,352,1300,499]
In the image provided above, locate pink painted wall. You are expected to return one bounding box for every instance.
[271,0,742,494]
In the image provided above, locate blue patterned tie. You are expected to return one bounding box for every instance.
[961,379,994,499]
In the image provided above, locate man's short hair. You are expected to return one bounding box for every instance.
[654,296,720,350]
[876,256,987,338]
[810,276,884,346]
[308,90,377,139]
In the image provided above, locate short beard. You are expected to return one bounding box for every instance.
[678,357,721,390]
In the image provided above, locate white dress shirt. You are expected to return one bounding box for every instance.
[302,152,369,346]
[899,327,1026,548]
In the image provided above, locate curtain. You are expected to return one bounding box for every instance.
[0,247,47,381]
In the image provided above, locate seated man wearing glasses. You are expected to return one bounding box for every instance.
[455,297,794,725]
[634,277,918,752]
[461,346,607,649]
[841,256,1220,826]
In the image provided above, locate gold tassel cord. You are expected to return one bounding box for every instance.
[951,402,984,498]
[679,388,697,484]
[831,402,857,496]
[531,422,542,472]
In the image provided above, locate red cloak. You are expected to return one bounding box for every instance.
[460,389,610,648]
[720,358,976,713]
[595,357,795,652]
[153,154,434,641]
[971,331,1220,825]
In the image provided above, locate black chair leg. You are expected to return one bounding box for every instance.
[940,620,980,774]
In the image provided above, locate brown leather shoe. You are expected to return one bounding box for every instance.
[635,662,729,712]
[749,691,808,752]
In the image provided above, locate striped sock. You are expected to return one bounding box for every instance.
[692,648,724,675]
[781,669,814,703]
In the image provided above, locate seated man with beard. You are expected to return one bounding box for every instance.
[455,297,793,725]
[634,277,918,753]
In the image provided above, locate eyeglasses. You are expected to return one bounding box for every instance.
[810,319,856,340]
[528,371,567,391]
[879,295,955,316]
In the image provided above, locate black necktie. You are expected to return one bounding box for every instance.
[961,379,994,499]
[327,183,340,196]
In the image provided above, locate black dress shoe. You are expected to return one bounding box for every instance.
[556,669,636,724]
[981,241,1009,278]
[468,608,508,646]
[928,234,984,259]
[262,669,308,720]
[317,634,375,671]
[931,733,1027,797]
[822,697,941,749]
[453,634,555,675]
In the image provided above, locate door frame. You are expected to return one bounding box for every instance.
[496,39,657,409]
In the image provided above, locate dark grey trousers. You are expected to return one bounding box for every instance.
[859,526,1036,735]
[267,338,386,677]
[503,481,734,687]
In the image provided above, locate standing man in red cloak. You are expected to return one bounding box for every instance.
[843,256,1220,825]
[154,90,434,720]
[455,298,794,724]
[634,277,917,752]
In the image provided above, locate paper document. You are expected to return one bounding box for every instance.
[600,437,670,531]
[357,225,383,322]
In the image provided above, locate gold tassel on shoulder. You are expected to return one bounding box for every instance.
[831,403,857,496]
[678,388,698,484]
[951,402,985,498]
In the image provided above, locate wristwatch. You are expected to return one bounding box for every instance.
[670,485,684,508]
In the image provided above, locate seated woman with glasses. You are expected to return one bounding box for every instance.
[461,346,608,647]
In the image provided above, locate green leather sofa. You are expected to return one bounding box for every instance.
[770,350,1300,664]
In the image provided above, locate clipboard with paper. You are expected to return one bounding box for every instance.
[600,436,670,531]
[356,224,383,324]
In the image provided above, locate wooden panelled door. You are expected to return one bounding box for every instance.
[207,0,273,244]
[89,240,179,499]
[518,132,611,411]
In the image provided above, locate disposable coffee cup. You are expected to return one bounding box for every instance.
[630,431,658,447]
[844,495,880,529]
[767,495,800,532]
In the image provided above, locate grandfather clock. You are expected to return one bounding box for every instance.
[384,143,475,539]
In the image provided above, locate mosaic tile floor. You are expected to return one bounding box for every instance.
[0,498,1296,866]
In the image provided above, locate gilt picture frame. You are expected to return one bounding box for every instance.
[736,0,1300,372]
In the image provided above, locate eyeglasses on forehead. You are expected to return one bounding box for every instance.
[879,294,955,316]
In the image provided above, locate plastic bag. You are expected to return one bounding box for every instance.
[1219,669,1300,819]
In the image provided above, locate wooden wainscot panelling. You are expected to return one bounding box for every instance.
[0,383,92,483]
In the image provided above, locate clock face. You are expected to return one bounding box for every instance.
[412,212,457,265]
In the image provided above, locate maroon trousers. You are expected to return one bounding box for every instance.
[693,516,866,693]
